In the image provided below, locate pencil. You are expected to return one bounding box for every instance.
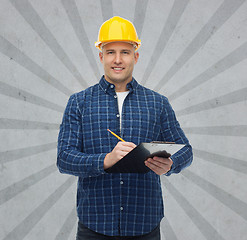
[107,129,126,142]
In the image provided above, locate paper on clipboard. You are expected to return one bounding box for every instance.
[106,142,185,173]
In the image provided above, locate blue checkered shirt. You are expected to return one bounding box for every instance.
[57,76,193,236]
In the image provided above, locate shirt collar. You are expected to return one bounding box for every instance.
[99,75,138,94]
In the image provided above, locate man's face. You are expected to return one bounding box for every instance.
[99,42,139,87]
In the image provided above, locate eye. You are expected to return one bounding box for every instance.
[107,51,114,55]
[122,51,130,54]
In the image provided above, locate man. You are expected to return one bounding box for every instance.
[57,16,193,240]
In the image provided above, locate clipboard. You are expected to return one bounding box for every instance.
[105,142,185,173]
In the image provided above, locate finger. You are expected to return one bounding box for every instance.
[115,143,136,153]
[145,161,163,175]
[146,158,172,170]
[146,159,167,169]
[120,146,135,153]
[152,157,173,165]
[145,161,170,175]
[118,142,136,148]
[115,148,132,157]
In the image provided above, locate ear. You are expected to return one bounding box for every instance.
[99,52,103,63]
[134,52,139,64]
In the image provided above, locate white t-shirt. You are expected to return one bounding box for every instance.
[116,91,129,130]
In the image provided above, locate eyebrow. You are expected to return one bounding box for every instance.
[105,49,132,52]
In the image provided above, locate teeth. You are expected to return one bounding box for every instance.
[113,67,123,70]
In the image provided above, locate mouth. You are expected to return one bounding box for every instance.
[112,67,124,72]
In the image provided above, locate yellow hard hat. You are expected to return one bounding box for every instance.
[95,16,141,51]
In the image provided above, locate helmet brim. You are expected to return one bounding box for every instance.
[95,40,141,51]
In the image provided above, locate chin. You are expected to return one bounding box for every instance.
[109,76,127,83]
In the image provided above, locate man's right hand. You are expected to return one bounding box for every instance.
[104,142,136,170]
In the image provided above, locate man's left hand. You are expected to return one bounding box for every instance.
[145,156,173,175]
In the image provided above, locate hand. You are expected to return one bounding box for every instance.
[145,156,173,175]
[104,142,136,170]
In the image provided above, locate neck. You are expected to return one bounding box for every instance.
[115,83,128,92]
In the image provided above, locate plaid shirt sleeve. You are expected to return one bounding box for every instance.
[57,94,107,178]
[160,97,193,176]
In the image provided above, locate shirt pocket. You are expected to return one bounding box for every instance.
[125,107,161,141]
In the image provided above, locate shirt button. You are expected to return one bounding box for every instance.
[120,207,124,211]
[114,95,117,98]
[116,114,120,118]
[120,181,124,185]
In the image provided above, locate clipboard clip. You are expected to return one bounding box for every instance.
[151,141,175,144]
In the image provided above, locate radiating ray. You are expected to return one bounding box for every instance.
[2,176,75,240]
[0,81,64,112]
[182,169,247,221]
[9,0,88,88]
[0,36,73,96]
[193,149,247,175]
[176,87,247,116]
[169,41,247,100]
[100,0,113,21]
[61,0,100,80]
[0,142,56,164]
[162,178,225,240]
[133,0,149,38]
[55,206,77,240]
[183,125,247,137]
[153,0,246,91]
[0,118,59,130]
[141,0,189,85]
[160,217,178,240]
[0,164,57,205]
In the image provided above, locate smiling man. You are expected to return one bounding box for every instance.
[99,42,139,92]
[57,16,193,240]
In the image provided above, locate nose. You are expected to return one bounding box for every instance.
[114,52,122,64]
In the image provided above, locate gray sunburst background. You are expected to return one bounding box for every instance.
[1,0,247,239]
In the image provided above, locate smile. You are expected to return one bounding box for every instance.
[112,67,124,71]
